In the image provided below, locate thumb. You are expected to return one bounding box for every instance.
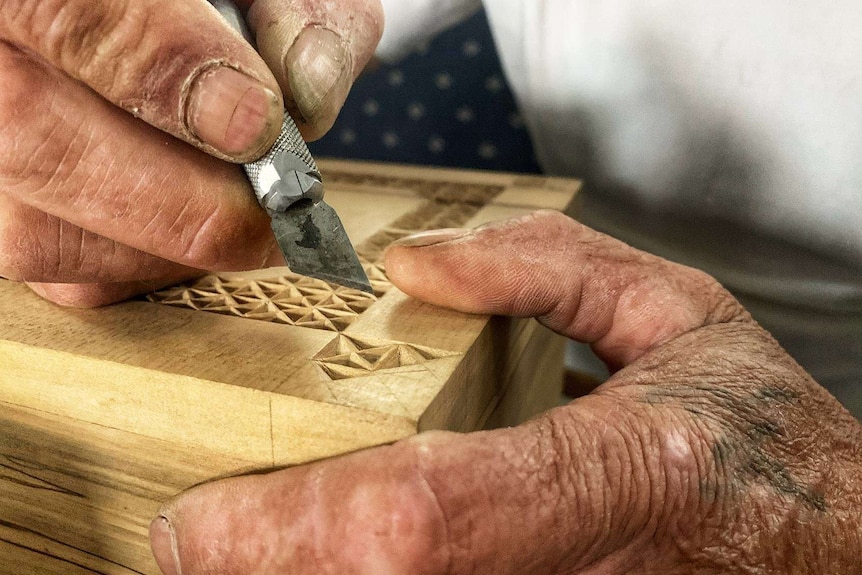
[150,411,669,575]
[384,210,747,369]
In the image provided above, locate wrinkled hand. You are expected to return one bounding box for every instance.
[148,211,862,574]
[0,0,382,306]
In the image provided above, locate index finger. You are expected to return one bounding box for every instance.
[0,0,283,161]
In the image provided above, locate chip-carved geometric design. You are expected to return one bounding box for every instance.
[150,274,376,332]
[362,262,392,298]
[149,168,505,328]
[314,335,460,381]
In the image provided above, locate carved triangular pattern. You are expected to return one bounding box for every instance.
[314,335,459,381]
[150,272,379,332]
[150,176,505,328]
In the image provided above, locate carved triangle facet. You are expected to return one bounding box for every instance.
[150,272,378,332]
[314,335,460,381]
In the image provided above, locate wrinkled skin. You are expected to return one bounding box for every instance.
[3,4,860,572]
[0,0,382,305]
[150,211,862,574]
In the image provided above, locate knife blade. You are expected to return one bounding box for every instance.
[209,0,373,294]
[243,116,373,294]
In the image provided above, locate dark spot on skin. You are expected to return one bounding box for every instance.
[683,406,708,417]
[746,420,783,441]
[711,439,731,468]
[639,382,826,511]
[753,387,799,403]
[744,451,827,512]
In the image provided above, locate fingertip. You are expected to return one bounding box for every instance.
[382,245,417,293]
[382,216,554,301]
[392,228,473,249]
[248,0,384,140]
[149,516,180,575]
[282,26,352,139]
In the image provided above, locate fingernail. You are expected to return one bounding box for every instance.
[149,516,180,575]
[285,27,351,125]
[187,66,282,159]
[390,228,471,248]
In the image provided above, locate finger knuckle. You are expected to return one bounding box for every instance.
[406,436,460,573]
[6,1,123,77]
[351,0,385,49]
[535,413,578,496]
[0,47,49,181]
[166,192,271,271]
[0,205,98,284]
[529,412,586,527]
[532,407,681,557]
[43,2,151,102]
[0,46,91,205]
[5,0,185,116]
[5,123,97,213]
[0,198,46,281]
[671,265,747,324]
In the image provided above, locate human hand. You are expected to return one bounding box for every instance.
[148,210,862,574]
[0,0,382,307]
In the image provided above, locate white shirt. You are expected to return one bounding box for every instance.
[378,0,862,268]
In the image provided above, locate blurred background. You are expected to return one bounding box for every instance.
[309,8,862,418]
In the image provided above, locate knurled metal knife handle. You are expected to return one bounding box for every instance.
[243,117,324,216]
[208,0,324,216]
[208,0,372,293]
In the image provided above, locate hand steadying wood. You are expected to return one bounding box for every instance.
[150,211,862,574]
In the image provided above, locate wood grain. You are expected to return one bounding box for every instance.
[0,160,581,574]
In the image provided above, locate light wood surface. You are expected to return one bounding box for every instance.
[0,160,580,574]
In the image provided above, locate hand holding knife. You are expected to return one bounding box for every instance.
[209,0,373,294]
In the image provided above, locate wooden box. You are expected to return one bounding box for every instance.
[0,160,580,574]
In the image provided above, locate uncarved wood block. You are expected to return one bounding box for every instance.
[0,160,580,574]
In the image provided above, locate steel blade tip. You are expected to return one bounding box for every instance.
[271,202,374,294]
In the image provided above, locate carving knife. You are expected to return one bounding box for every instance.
[209,0,373,294]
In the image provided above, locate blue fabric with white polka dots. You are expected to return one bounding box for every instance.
[308,9,541,173]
